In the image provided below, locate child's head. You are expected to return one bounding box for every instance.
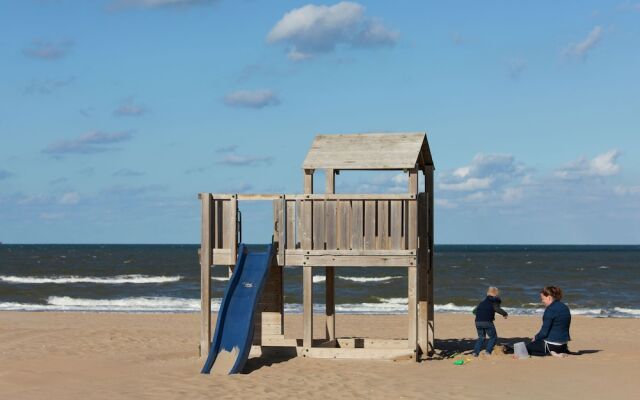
[487,286,500,297]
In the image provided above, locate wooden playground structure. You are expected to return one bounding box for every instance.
[199,132,435,361]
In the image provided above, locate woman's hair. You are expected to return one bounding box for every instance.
[540,286,563,301]
[487,286,499,296]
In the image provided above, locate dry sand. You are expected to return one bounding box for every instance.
[1,312,638,400]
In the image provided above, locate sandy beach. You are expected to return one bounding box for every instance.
[1,312,638,400]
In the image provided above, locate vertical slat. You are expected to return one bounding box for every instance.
[287,201,296,250]
[364,200,376,250]
[279,196,286,266]
[426,166,435,355]
[350,200,364,250]
[325,200,337,250]
[325,169,336,342]
[215,199,223,248]
[407,169,419,359]
[390,200,403,249]
[313,200,325,250]
[337,200,351,250]
[303,169,314,349]
[199,193,212,357]
[295,200,302,249]
[377,200,389,250]
[418,192,428,359]
[228,196,238,262]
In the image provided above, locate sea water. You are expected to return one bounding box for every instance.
[1,244,639,317]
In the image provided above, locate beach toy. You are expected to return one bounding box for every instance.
[453,359,465,365]
[513,342,529,359]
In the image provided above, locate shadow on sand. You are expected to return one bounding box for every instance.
[432,337,601,359]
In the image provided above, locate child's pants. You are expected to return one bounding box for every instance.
[474,321,497,355]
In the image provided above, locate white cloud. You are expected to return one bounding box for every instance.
[614,185,640,196]
[555,149,621,180]
[440,177,493,192]
[23,39,73,60]
[563,26,603,60]
[60,192,80,205]
[267,2,398,61]
[25,77,75,95]
[43,131,133,155]
[114,98,147,117]
[216,154,274,167]
[439,154,526,192]
[224,90,280,109]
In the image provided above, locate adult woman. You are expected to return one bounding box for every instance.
[526,286,571,357]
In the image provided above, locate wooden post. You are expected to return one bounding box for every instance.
[407,169,419,359]
[303,169,314,349]
[200,193,213,357]
[426,166,435,355]
[325,169,336,341]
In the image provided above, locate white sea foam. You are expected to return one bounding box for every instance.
[339,276,402,283]
[212,277,230,282]
[613,307,640,316]
[0,274,181,284]
[598,266,609,269]
[312,276,326,283]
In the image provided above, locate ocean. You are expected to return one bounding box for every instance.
[1,244,639,317]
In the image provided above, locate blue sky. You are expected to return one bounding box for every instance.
[1,0,639,244]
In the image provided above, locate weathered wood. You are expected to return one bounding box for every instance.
[426,166,435,355]
[199,193,212,357]
[312,200,325,250]
[337,200,350,250]
[286,201,296,250]
[351,201,364,250]
[325,169,336,341]
[211,249,234,265]
[303,347,415,360]
[292,193,415,200]
[408,265,418,354]
[303,265,313,348]
[302,132,432,171]
[303,255,416,267]
[364,200,377,250]
[303,169,314,349]
[377,200,389,250]
[390,200,403,249]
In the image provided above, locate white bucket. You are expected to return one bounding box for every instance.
[514,342,529,359]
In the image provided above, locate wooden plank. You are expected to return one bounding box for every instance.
[295,200,302,249]
[303,266,313,348]
[290,193,415,200]
[377,200,389,250]
[350,200,363,250]
[212,249,233,265]
[300,200,313,250]
[364,200,377,250]
[214,199,223,249]
[303,347,415,360]
[325,201,337,250]
[303,255,416,267]
[408,265,418,355]
[325,169,336,342]
[312,200,325,250]
[337,200,350,250]
[288,249,416,256]
[302,132,429,170]
[228,196,238,262]
[390,200,403,249]
[417,192,428,359]
[199,193,212,357]
[426,166,435,355]
[286,201,296,250]
[279,196,286,265]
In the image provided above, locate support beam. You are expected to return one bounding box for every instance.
[325,169,336,341]
[407,169,419,359]
[199,193,212,357]
[303,169,314,349]
[426,166,435,355]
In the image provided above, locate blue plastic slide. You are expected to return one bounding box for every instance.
[201,244,274,375]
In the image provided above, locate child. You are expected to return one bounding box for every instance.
[472,286,508,356]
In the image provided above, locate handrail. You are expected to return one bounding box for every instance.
[201,193,417,201]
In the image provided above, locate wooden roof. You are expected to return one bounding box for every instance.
[302,132,434,170]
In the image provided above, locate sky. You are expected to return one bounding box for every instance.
[1,0,639,244]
